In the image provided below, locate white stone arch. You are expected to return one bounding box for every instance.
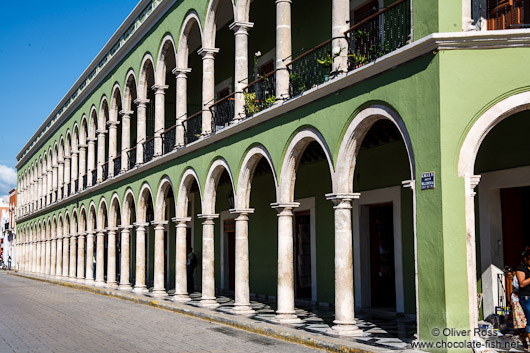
[122,188,137,226]
[138,54,156,100]
[457,91,530,334]
[235,0,250,22]
[109,193,122,228]
[71,208,78,235]
[155,176,177,222]
[235,144,279,209]
[52,215,57,239]
[97,198,108,230]
[176,168,203,219]
[278,128,335,203]
[176,11,204,68]
[72,123,80,152]
[64,211,71,236]
[98,96,110,131]
[203,0,236,48]
[137,182,154,223]
[58,137,65,164]
[123,70,138,111]
[110,83,123,123]
[89,106,98,140]
[80,115,88,145]
[79,205,87,233]
[156,34,177,86]
[88,202,97,231]
[58,214,64,238]
[47,218,52,240]
[203,158,236,215]
[335,104,416,194]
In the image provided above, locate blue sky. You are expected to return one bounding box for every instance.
[0,0,139,197]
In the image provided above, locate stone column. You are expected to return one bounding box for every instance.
[42,174,47,207]
[96,129,107,182]
[36,238,41,274]
[133,223,149,294]
[172,217,191,301]
[198,48,219,136]
[56,234,63,278]
[31,239,36,273]
[198,214,219,307]
[64,155,71,197]
[85,231,95,285]
[120,111,133,172]
[37,177,42,209]
[230,209,255,313]
[62,234,69,278]
[87,137,96,187]
[40,239,46,274]
[107,120,119,177]
[71,150,78,193]
[151,221,167,298]
[172,68,191,148]
[69,234,77,280]
[47,167,53,204]
[50,236,57,277]
[465,175,481,334]
[78,144,87,191]
[332,0,350,73]
[230,22,253,122]
[118,225,133,290]
[52,161,58,202]
[135,99,149,165]
[152,85,168,157]
[271,202,300,322]
[106,227,118,289]
[326,193,362,335]
[95,230,106,287]
[77,233,85,283]
[58,160,64,200]
[45,237,51,276]
[275,0,292,100]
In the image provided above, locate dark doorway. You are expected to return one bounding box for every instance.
[295,211,312,300]
[369,203,396,309]
[501,186,530,268]
[224,219,236,291]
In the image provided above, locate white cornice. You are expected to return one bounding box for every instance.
[15,26,530,171]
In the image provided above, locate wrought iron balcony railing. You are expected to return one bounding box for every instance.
[184,110,202,144]
[144,137,155,163]
[211,93,235,130]
[345,0,411,71]
[128,146,137,170]
[82,174,87,190]
[102,162,108,181]
[91,170,97,186]
[113,156,121,176]
[243,71,277,117]
[288,39,332,97]
[486,0,530,29]
[162,125,176,154]
[66,183,71,197]
[74,179,78,193]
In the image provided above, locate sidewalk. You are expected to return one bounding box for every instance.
[8,271,421,353]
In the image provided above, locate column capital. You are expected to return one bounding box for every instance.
[86,230,96,236]
[229,208,255,216]
[94,229,106,235]
[229,21,254,33]
[172,67,192,77]
[325,193,361,203]
[134,98,150,106]
[401,179,415,190]
[71,150,79,156]
[275,0,292,4]
[197,214,219,220]
[133,222,150,230]
[57,161,65,166]
[119,110,134,117]
[171,217,191,224]
[465,174,481,197]
[64,155,71,160]
[119,225,134,230]
[270,202,299,211]
[198,47,219,59]
[106,227,119,232]
[152,84,169,94]
[87,137,97,143]
[107,120,120,128]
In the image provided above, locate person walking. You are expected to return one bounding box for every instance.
[186,246,197,294]
[515,249,530,350]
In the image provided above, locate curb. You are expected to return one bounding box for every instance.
[8,272,393,353]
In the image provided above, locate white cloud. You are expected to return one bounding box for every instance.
[0,165,16,195]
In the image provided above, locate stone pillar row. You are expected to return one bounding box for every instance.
[18,192,361,335]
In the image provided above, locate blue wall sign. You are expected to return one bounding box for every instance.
[421,171,435,190]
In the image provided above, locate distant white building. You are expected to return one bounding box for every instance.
[0,198,11,266]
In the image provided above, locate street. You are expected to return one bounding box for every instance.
[0,273,318,352]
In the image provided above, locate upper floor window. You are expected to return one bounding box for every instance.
[473,0,530,30]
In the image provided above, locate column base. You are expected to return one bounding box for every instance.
[118,283,133,291]
[94,280,106,287]
[232,304,255,315]
[85,279,95,285]
[133,285,149,295]
[171,294,191,302]
[199,298,220,308]
[76,277,85,283]
[272,312,302,324]
[151,289,168,298]
[106,281,118,289]
[329,322,363,336]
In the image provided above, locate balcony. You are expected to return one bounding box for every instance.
[128,146,137,170]
[162,126,176,155]
[184,110,202,144]
[91,170,97,186]
[486,0,530,30]
[144,137,155,163]
[82,174,87,190]
[102,162,108,181]
[113,155,121,177]
[211,94,235,130]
